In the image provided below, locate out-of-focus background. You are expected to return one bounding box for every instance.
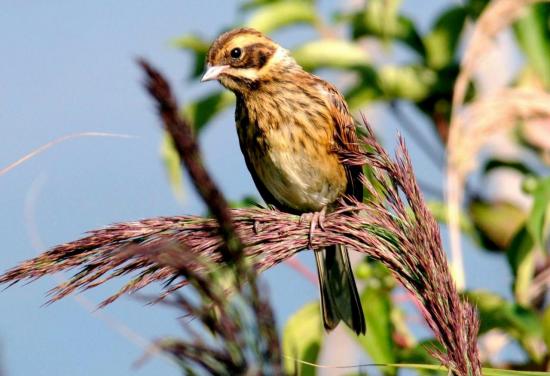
[1,1,550,375]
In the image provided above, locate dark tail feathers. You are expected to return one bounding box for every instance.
[314,244,366,335]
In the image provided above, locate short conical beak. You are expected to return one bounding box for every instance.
[200,65,229,82]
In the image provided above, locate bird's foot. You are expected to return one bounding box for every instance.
[300,207,327,249]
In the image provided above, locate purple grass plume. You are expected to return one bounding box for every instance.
[0,60,481,375]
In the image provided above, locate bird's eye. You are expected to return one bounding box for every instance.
[230,47,242,59]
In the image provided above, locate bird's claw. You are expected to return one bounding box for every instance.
[300,207,327,249]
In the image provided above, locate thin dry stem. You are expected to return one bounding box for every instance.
[0,132,134,177]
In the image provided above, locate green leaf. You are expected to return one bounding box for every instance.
[377,65,438,101]
[465,0,491,19]
[183,91,234,132]
[423,6,467,69]
[172,34,210,78]
[172,34,209,52]
[427,201,479,241]
[414,64,461,124]
[543,305,550,351]
[395,340,440,376]
[246,1,317,34]
[502,176,550,307]
[482,369,550,376]
[329,364,550,376]
[466,290,541,336]
[292,39,370,71]
[483,158,537,176]
[240,0,278,11]
[525,176,550,247]
[345,72,382,109]
[345,65,437,108]
[362,0,403,42]
[507,227,535,305]
[346,7,425,55]
[240,0,313,11]
[356,263,395,369]
[505,177,550,305]
[469,199,527,250]
[282,302,323,376]
[319,363,550,375]
[229,195,260,208]
[160,133,184,203]
[465,290,544,360]
[514,3,550,87]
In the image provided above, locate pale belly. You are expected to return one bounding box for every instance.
[247,129,347,212]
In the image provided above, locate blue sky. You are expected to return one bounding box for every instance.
[0,1,517,375]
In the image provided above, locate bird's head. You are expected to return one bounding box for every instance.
[201,28,296,93]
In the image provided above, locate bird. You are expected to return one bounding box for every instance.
[201,27,366,335]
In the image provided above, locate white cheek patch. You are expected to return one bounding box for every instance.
[266,47,288,66]
[226,67,259,81]
[240,68,260,81]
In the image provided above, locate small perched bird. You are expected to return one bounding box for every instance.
[202,28,366,335]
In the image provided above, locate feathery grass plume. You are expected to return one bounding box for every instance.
[450,0,550,114]
[446,0,550,289]
[0,62,481,373]
[451,88,550,177]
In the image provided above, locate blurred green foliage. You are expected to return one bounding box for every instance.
[282,302,322,376]
[168,0,550,373]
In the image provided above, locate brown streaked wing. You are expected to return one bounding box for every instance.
[323,82,363,202]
